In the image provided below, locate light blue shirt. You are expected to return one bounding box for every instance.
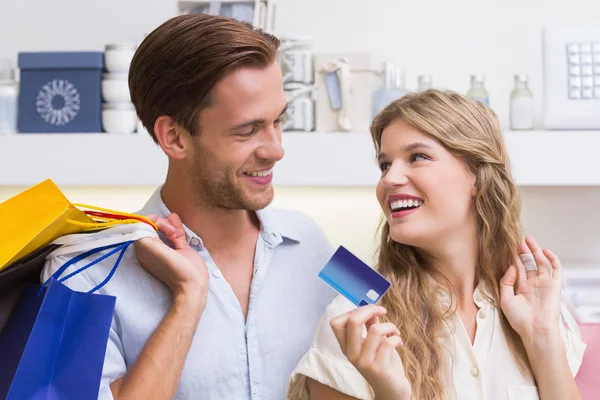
[41,188,337,400]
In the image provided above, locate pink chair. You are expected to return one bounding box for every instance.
[574,323,600,399]
[561,294,600,399]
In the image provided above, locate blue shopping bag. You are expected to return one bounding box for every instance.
[0,240,133,400]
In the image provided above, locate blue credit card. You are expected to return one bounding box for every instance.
[318,246,391,307]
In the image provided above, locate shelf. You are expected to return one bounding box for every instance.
[1,130,600,187]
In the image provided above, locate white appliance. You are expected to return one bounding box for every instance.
[562,267,600,322]
[543,25,600,129]
[178,0,276,33]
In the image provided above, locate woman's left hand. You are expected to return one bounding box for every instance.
[499,236,563,346]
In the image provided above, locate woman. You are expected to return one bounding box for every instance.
[286,90,586,400]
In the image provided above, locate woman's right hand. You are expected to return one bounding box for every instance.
[330,305,412,400]
[134,213,209,303]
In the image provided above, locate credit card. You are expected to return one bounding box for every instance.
[318,246,391,307]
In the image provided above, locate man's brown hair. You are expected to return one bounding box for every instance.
[129,14,281,142]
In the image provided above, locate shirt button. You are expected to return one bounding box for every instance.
[212,270,222,278]
[190,237,201,247]
[478,310,487,319]
[470,367,479,377]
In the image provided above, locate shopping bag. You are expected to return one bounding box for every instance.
[0,237,135,400]
[0,179,158,272]
[0,183,158,332]
[0,244,59,334]
[561,294,600,399]
[0,179,94,271]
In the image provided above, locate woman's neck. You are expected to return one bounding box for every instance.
[418,224,479,308]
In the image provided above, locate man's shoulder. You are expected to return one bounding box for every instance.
[260,206,329,242]
[262,206,319,226]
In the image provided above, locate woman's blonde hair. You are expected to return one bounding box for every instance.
[370,89,528,399]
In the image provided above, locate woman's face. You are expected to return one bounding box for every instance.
[375,118,478,249]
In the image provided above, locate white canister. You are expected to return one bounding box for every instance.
[0,82,18,134]
[279,38,313,83]
[177,1,275,32]
[279,48,313,85]
[105,43,137,72]
[283,83,315,132]
[102,72,131,103]
[220,2,255,24]
[102,103,138,134]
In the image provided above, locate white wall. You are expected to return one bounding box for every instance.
[2,0,600,127]
[1,0,600,269]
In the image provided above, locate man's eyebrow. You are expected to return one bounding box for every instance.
[228,104,289,131]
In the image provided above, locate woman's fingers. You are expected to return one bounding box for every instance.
[330,305,387,362]
[359,322,401,366]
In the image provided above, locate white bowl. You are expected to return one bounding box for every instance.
[102,72,131,103]
[102,103,137,134]
[105,43,137,72]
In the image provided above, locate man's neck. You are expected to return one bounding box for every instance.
[160,179,261,254]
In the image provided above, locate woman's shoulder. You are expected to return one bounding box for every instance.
[309,295,359,353]
[286,295,375,400]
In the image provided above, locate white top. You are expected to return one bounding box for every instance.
[41,187,338,400]
[287,285,587,400]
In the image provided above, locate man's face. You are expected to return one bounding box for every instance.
[188,61,288,211]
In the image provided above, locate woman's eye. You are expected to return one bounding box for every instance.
[410,153,429,162]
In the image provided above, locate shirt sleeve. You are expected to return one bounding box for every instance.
[287,295,375,400]
[41,254,127,400]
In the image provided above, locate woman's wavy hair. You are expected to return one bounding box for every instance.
[370,89,528,399]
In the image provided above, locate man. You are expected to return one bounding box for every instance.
[41,14,336,400]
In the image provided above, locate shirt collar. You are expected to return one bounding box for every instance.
[139,186,302,247]
[255,208,301,243]
[433,276,492,309]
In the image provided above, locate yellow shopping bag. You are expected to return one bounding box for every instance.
[0,179,159,272]
[0,179,94,271]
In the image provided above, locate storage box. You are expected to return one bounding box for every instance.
[18,52,104,133]
[314,52,384,132]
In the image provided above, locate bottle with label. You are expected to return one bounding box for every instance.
[372,61,409,118]
[0,63,18,135]
[509,74,534,130]
[466,74,489,106]
[417,75,432,91]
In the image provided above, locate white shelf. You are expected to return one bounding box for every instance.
[0,130,600,187]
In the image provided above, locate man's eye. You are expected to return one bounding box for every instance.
[238,127,257,137]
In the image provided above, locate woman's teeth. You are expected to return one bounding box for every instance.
[244,169,272,177]
[390,199,423,211]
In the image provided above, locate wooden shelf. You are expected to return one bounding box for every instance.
[1,130,600,187]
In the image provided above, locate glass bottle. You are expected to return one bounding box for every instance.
[509,74,534,130]
[372,61,409,118]
[466,74,489,105]
[417,75,432,91]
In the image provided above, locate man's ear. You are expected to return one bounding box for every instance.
[154,116,192,160]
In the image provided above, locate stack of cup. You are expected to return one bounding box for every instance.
[101,43,138,134]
